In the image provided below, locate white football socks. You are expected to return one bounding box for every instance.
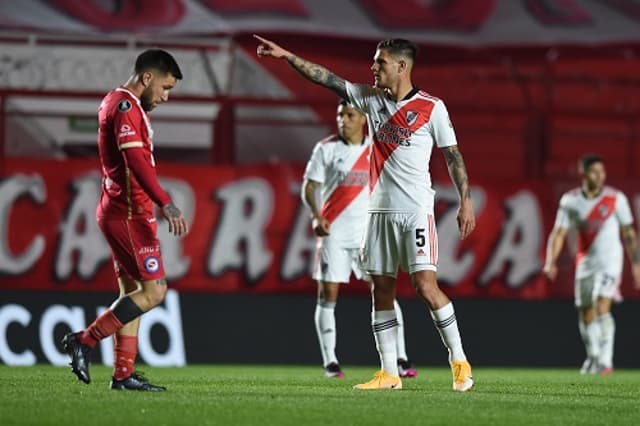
[372,309,399,376]
[393,299,408,361]
[314,302,338,366]
[583,320,601,361]
[597,313,615,369]
[430,302,466,363]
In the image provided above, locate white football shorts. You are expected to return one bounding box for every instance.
[312,236,367,283]
[361,211,438,278]
[574,272,622,308]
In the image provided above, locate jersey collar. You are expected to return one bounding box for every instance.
[385,86,420,103]
[115,86,141,105]
[581,187,604,199]
[338,135,365,146]
[401,86,420,101]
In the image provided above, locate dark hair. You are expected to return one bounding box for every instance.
[337,98,364,114]
[134,49,182,80]
[579,153,604,172]
[376,39,418,62]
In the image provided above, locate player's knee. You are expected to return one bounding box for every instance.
[143,279,167,307]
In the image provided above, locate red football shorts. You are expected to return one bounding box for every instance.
[98,217,165,281]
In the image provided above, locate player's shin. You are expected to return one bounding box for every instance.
[113,334,138,380]
[372,310,399,376]
[597,313,615,369]
[393,299,408,361]
[430,302,466,362]
[314,301,338,366]
[78,296,143,347]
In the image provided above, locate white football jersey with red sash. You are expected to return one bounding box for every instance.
[345,83,457,213]
[303,134,371,247]
[554,186,634,279]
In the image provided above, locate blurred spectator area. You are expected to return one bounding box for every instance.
[1,32,638,181]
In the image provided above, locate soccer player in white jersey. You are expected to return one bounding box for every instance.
[544,154,640,374]
[256,35,476,392]
[303,99,417,379]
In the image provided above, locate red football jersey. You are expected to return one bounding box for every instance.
[96,87,167,220]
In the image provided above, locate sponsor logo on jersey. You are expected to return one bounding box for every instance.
[138,245,160,255]
[118,124,136,138]
[374,122,412,147]
[143,256,160,273]
[118,99,132,112]
[338,170,368,186]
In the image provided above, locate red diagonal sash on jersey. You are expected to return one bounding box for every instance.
[320,146,370,224]
[369,98,436,192]
[577,195,617,258]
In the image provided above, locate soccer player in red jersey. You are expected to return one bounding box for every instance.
[62,49,189,391]
[256,35,475,391]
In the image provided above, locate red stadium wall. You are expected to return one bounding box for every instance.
[2,158,640,301]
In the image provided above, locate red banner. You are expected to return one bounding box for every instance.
[1,158,639,300]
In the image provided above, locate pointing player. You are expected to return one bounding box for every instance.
[303,99,417,379]
[544,154,640,374]
[62,49,189,390]
[256,35,475,391]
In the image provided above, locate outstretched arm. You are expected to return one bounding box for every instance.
[441,145,475,239]
[254,34,347,99]
[621,224,640,289]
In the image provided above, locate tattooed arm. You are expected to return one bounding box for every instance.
[441,145,475,239]
[254,35,348,99]
[621,224,640,289]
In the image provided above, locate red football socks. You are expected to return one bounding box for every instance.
[113,334,138,380]
[78,310,124,348]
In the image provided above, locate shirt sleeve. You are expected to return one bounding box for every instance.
[303,142,326,183]
[431,100,458,148]
[553,194,572,230]
[345,81,379,115]
[113,98,145,150]
[123,147,171,207]
[615,191,634,226]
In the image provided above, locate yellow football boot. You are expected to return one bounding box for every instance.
[451,360,473,392]
[353,370,402,390]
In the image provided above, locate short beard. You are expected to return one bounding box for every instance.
[140,89,154,111]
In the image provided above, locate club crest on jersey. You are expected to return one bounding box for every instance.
[118,99,132,113]
[143,256,160,273]
[406,111,419,126]
[598,204,609,217]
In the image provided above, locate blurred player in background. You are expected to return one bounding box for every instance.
[256,35,475,392]
[62,49,189,391]
[303,99,417,379]
[544,154,640,374]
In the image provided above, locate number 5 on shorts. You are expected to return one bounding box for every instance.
[415,228,426,247]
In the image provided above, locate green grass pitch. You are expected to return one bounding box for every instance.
[1,365,639,425]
